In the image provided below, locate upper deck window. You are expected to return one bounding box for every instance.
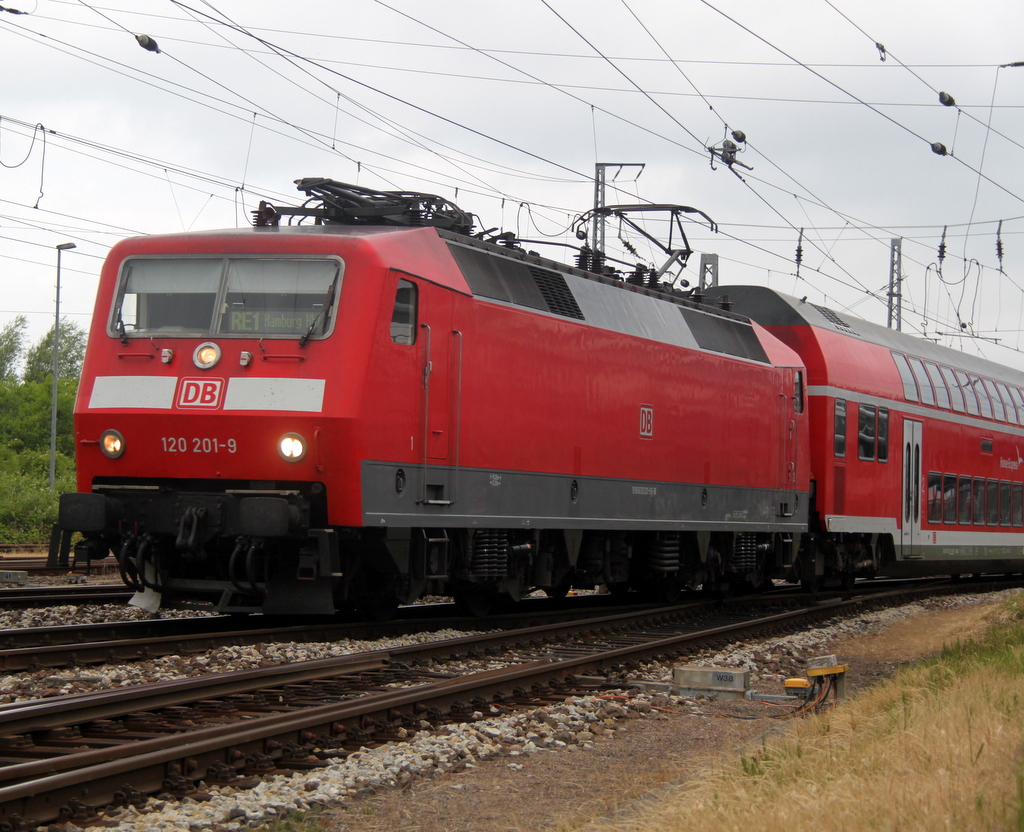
[996,382,1017,425]
[112,256,342,340]
[982,379,1005,421]
[925,362,951,409]
[955,370,980,416]
[940,366,966,413]
[907,357,935,406]
[891,353,919,402]
[1010,387,1024,423]
[971,375,994,419]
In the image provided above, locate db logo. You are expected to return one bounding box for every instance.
[639,404,654,439]
[177,378,224,409]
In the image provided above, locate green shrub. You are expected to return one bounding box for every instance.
[0,451,76,543]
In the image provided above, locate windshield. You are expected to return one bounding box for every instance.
[112,256,342,339]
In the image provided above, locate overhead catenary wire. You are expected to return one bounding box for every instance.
[3,1,1023,363]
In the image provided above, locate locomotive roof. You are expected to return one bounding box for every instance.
[108,222,801,370]
[702,284,1024,387]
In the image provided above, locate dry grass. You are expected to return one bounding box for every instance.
[595,596,1024,832]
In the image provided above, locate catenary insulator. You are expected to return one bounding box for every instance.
[135,34,161,53]
[931,142,948,156]
[939,91,955,107]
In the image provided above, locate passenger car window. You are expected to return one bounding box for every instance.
[891,353,919,402]
[971,375,994,418]
[834,400,846,458]
[1010,387,1024,423]
[956,370,980,416]
[943,474,957,523]
[973,478,986,525]
[877,408,889,463]
[983,379,1005,421]
[390,279,418,345]
[927,472,942,523]
[987,480,999,525]
[940,367,965,413]
[958,475,972,524]
[925,363,950,409]
[996,383,1018,425]
[908,358,935,406]
[858,404,876,460]
[1000,481,1012,526]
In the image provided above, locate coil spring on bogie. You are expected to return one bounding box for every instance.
[732,532,757,573]
[470,530,509,578]
[648,533,681,573]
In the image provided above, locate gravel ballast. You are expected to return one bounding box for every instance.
[14,589,1018,832]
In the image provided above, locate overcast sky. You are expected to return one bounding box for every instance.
[2,1,1024,368]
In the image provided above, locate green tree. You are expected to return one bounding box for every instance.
[0,315,27,381]
[22,319,87,383]
[0,319,82,543]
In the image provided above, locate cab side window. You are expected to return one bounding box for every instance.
[390,279,418,345]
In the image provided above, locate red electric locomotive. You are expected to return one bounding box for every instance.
[705,285,1024,585]
[55,181,810,616]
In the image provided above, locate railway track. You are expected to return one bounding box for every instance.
[0,584,133,610]
[0,578,999,827]
[0,545,115,578]
[0,577,950,671]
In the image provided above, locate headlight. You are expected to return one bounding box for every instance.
[101,430,125,458]
[278,433,306,461]
[193,341,221,369]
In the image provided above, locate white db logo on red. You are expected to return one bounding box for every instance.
[177,378,224,409]
[639,404,654,439]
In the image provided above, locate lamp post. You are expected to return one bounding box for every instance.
[49,242,76,490]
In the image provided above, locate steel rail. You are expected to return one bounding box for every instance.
[0,597,689,671]
[0,585,132,609]
[0,596,857,824]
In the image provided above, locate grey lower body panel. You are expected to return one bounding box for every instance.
[362,461,808,532]
[889,543,1024,577]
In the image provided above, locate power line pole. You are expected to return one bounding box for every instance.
[591,163,644,258]
[887,238,902,331]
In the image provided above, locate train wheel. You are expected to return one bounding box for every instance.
[645,577,681,604]
[607,582,631,601]
[543,581,572,599]
[801,576,822,593]
[360,595,400,622]
[454,587,498,617]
